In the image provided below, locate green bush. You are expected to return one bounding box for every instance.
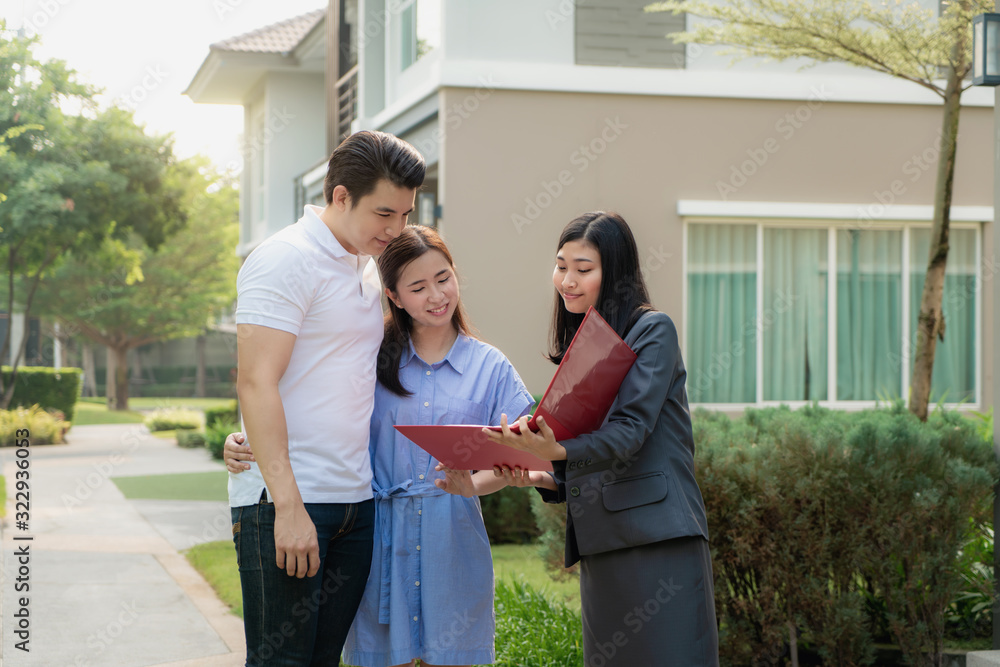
[493,578,583,666]
[481,485,540,545]
[206,420,239,460]
[144,408,203,432]
[529,492,578,580]
[176,430,207,449]
[204,400,239,430]
[0,405,70,446]
[532,405,997,666]
[2,366,81,422]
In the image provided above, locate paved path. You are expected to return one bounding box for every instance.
[0,423,245,666]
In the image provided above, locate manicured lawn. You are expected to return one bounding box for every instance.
[0,475,6,518]
[186,541,577,621]
[112,471,228,501]
[186,540,242,618]
[72,397,234,426]
[71,401,145,426]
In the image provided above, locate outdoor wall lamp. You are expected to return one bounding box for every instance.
[973,13,1000,86]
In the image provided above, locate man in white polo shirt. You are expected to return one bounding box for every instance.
[231,131,424,666]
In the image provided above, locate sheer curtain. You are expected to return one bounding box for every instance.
[686,224,756,403]
[909,228,976,403]
[836,229,902,400]
[763,228,828,401]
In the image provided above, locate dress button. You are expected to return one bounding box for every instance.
[418,509,422,515]
[570,487,581,497]
[413,616,418,622]
[415,581,420,586]
[419,474,425,480]
[416,545,421,550]
[424,401,429,407]
[426,370,431,375]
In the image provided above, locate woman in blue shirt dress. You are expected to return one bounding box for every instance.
[226,224,534,667]
[342,224,533,667]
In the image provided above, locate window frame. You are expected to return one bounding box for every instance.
[682,216,982,411]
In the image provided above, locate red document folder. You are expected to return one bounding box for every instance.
[394,307,638,471]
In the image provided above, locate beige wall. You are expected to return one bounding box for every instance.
[438,86,994,408]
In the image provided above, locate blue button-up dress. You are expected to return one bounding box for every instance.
[343,334,534,667]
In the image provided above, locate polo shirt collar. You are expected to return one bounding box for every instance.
[300,205,355,259]
[399,332,472,375]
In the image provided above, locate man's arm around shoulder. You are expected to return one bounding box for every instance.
[237,323,320,579]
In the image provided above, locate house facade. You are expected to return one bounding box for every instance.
[186,0,995,411]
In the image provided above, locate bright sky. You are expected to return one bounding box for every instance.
[1,0,327,172]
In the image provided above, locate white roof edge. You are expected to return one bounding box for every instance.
[677,200,994,222]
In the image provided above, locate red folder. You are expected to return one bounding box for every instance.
[394,307,638,471]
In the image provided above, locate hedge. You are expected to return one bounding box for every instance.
[2,366,81,421]
[533,405,997,667]
[205,401,239,430]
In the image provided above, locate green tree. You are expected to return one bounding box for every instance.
[648,0,989,420]
[34,158,239,410]
[0,25,184,407]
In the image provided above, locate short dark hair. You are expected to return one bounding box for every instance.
[376,225,475,396]
[323,130,425,205]
[548,211,654,364]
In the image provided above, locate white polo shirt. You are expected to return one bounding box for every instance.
[231,205,383,507]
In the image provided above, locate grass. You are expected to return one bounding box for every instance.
[186,541,576,621]
[112,471,228,501]
[491,543,580,610]
[185,540,242,618]
[72,397,235,426]
[71,401,145,426]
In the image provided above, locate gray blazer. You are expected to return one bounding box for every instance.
[538,310,710,567]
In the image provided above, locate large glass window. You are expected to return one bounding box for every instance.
[685,222,979,406]
[909,228,977,403]
[399,0,440,70]
[686,224,756,403]
[836,229,902,400]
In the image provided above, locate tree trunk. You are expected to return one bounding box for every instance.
[196,333,207,398]
[106,344,117,409]
[907,65,964,421]
[112,346,129,411]
[82,342,97,398]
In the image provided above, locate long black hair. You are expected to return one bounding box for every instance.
[377,225,474,396]
[548,211,653,364]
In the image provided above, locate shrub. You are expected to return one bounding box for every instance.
[176,430,207,449]
[494,578,583,666]
[481,485,540,544]
[0,405,70,446]
[206,420,239,461]
[204,401,239,430]
[144,408,203,432]
[531,405,997,666]
[2,366,81,422]
[529,492,578,580]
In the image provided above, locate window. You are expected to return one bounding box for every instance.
[685,221,979,406]
[399,0,440,70]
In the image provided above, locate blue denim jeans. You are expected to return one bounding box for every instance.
[232,495,375,666]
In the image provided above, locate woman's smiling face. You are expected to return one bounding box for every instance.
[387,249,459,330]
[553,239,602,314]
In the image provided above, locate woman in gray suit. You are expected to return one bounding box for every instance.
[481,211,719,666]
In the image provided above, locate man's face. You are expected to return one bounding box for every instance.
[338,179,416,256]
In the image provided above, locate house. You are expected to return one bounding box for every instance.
[186,0,995,412]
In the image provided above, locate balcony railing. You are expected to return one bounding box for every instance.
[336,65,359,141]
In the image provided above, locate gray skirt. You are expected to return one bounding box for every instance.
[580,536,719,667]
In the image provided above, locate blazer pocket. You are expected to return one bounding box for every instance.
[602,472,668,512]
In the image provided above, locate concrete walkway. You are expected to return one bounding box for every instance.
[0,423,245,666]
